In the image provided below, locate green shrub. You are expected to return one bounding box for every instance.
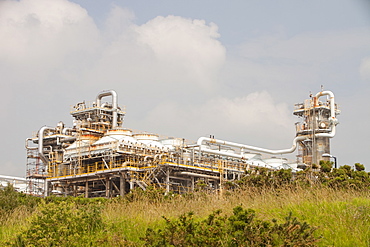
[0,185,40,220]
[355,163,365,171]
[319,160,332,173]
[17,200,106,247]
[143,206,320,246]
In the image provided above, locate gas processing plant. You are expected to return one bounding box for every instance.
[25,90,340,197]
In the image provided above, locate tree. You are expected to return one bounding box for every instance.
[354,163,365,171]
[320,160,333,173]
[339,165,352,172]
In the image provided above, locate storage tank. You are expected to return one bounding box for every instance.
[160,138,183,150]
[263,157,288,169]
[94,129,137,145]
[243,153,262,160]
[245,153,268,168]
[133,133,166,149]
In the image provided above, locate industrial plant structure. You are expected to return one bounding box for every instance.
[25,90,340,197]
[0,175,27,193]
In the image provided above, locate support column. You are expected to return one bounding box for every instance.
[73,184,77,197]
[129,180,134,190]
[105,177,110,198]
[44,180,49,197]
[85,180,89,198]
[166,168,170,194]
[119,173,126,197]
[62,183,67,197]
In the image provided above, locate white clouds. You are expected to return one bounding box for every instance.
[79,10,226,96]
[0,0,370,175]
[144,91,295,148]
[0,0,99,84]
[0,1,227,175]
[222,28,370,101]
[103,5,135,39]
[209,91,292,128]
[0,0,98,60]
[239,29,370,65]
[134,16,225,89]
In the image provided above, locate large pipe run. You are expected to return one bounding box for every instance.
[25,138,38,150]
[38,126,56,165]
[314,90,338,138]
[197,90,338,155]
[197,135,308,155]
[96,90,118,128]
[62,127,75,135]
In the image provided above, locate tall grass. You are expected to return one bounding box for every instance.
[102,186,370,246]
[0,185,369,246]
[0,206,32,245]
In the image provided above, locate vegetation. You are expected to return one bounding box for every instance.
[144,207,319,246]
[0,165,369,246]
[0,184,40,216]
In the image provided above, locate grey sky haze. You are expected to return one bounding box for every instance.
[0,0,369,176]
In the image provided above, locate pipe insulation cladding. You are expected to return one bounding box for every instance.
[197,90,338,156]
[96,90,118,128]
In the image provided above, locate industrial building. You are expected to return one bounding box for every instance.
[25,89,340,197]
[0,175,28,193]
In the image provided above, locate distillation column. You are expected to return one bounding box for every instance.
[293,91,340,166]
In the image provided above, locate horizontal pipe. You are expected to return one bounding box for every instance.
[195,146,245,159]
[0,175,27,182]
[25,138,37,150]
[179,172,219,180]
[197,90,338,156]
[62,127,75,135]
[197,135,307,155]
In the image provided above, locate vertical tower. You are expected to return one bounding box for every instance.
[293,92,340,166]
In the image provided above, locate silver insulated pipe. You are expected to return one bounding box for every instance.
[197,90,338,156]
[96,90,118,128]
[314,90,338,138]
[38,126,56,165]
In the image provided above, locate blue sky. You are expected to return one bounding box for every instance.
[0,0,370,176]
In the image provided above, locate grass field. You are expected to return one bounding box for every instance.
[1,175,369,246]
[100,186,370,246]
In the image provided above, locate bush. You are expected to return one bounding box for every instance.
[0,185,40,219]
[319,160,332,173]
[143,206,320,246]
[17,200,106,246]
[355,163,365,171]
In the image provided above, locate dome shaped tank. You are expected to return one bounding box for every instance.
[263,157,288,169]
[160,138,183,150]
[133,133,166,149]
[94,129,137,145]
[245,153,267,168]
[243,153,262,160]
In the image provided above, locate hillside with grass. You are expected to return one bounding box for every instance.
[1,165,369,246]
